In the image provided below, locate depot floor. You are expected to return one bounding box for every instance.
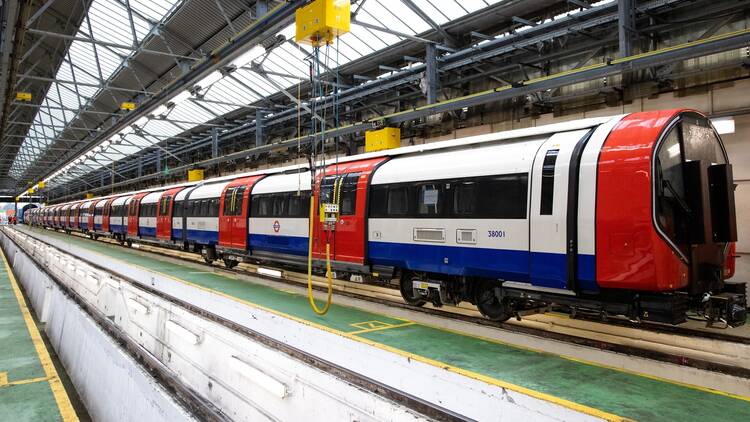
[0,245,85,421]
[23,227,750,421]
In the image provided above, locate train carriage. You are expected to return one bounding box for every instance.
[32,110,745,326]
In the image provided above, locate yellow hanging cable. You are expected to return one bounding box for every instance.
[307,181,338,315]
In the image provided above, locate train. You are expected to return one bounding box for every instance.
[28,109,747,327]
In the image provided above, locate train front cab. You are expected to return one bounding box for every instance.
[595,109,744,325]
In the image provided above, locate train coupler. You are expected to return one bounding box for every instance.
[704,292,747,328]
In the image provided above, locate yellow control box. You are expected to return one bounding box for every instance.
[15,92,32,101]
[365,127,401,152]
[37,182,45,189]
[121,102,136,111]
[85,193,94,199]
[295,0,350,46]
[188,168,204,182]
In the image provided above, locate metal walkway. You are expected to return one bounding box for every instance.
[0,244,78,421]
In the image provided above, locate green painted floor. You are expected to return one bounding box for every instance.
[0,248,68,421]
[28,227,750,421]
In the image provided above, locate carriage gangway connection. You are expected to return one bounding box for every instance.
[3,224,750,421]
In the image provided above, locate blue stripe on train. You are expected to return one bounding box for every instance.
[368,241,598,291]
[172,228,219,245]
[249,233,308,256]
[139,226,156,237]
[111,224,126,234]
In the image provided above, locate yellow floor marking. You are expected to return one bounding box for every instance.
[1,249,79,422]
[350,320,393,330]
[348,322,415,335]
[0,372,7,386]
[0,376,50,388]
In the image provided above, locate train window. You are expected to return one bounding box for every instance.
[223,187,236,216]
[477,174,528,219]
[288,191,310,218]
[159,196,169,216]
[199,200,208,217]
[340,173,360,215]
[173,201,183,218]
[223,187,246,216]
[681,115,727,165]
[540,149,559,215]
[209,199,219,217]
[238,187,247,215]
[387,186,410,215]
[454,182,476,215]
[655,127,689,256]
[417,184,442,216]
[273,194,288,216]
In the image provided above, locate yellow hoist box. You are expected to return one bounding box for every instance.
[295,0,350,46]
[188,168,204,182]
[120,102,136,111]
[85,193,94,199]
[37,182,45,189]
[15,92,32,101]
[365,127,401,152]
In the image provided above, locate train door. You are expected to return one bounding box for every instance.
[529,129,592,291]
[157,187,184,240]
[71,205,79,229]
[87,204,95,229]
[219,176,264,250]
[128,193,148,237]
[102,198,114,232]
[312,158,386,265]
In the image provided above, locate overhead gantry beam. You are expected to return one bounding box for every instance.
[50,26,750,200]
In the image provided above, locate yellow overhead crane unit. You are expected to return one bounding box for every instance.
[365,127,401,152]
[187,168,204,182]
[120,102,136,111]
[15,92,32,101]
[295,0,350,46]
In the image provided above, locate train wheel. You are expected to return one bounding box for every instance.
[126,239,132,248]
[223,258,239,269]
[399,273,426,307]
[475,280,511,322]
[202,247,215,265]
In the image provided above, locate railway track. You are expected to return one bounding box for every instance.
[28,226,750,378]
